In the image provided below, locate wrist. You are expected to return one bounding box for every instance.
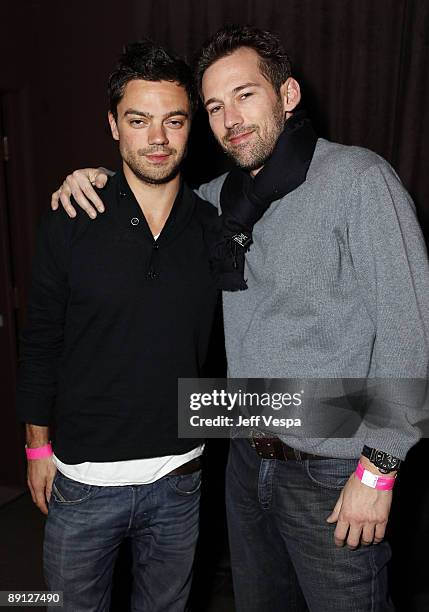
[361,445,401,474]
[25,424,50,448]
[359,455,397,477]
[25,441,53,461]
[355,462,396,491]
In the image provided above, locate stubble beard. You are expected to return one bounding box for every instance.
[221,98,286,172]
[121,146,185,185]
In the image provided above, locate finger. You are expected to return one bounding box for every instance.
[34,487,49,515]
[59,186,77,218]
[27,479,36,504]
[94,166,112,183]
[333,518,349,547]
[66,175,97,219]
[79,179,105,213]
[68,172,99,218]
[346,523,363,550]
[46,478,53,503]
[46,468,56,503]
[361,523,376,546]
[374,521,387,543]
[51,190,60,210]
[93,173,108,190]
[326,492,343,523]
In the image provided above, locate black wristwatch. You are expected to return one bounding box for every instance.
[361,446,401,474]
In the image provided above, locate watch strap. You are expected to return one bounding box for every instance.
[362,445,401,473]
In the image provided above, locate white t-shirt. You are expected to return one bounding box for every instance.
[53,444,204,486]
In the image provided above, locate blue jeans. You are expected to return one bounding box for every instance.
[44,469,201,611]
[226,439,394,612]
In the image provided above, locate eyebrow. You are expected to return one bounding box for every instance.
[204,82,261,108]
[124,109,189,119]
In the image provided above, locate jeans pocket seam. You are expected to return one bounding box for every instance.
[166,471,202,496]
[305,461,349,491]
[52,481,97,505]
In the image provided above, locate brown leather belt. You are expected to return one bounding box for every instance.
[166,456,202,476]
[248,430,329,461]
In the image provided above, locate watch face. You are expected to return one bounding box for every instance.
[374,450,400,472]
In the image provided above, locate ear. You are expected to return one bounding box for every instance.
[108,111,120,141]
[280,77,301,115]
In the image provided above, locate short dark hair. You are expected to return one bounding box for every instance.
[108,39,197,119]
[195,24,292,98]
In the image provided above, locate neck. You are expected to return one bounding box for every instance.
[123,162,181,236]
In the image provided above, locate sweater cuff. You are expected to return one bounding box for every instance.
[16,392,53,426]
[363,428,421,461]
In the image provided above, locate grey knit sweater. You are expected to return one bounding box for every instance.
[197,138,429,460]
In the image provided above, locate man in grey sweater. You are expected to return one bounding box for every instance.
[50,25,429,612]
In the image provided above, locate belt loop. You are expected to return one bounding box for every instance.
[294,448,302,460]
[281,443,289,461]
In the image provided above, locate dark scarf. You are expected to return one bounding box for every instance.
[211,110,318,291]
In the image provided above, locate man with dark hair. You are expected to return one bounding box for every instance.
[195,24,292,97]
[50,25,429,612]
[17,40,219,611]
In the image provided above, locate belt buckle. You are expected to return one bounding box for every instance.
[249,429,268,449]
[250,430,280,460]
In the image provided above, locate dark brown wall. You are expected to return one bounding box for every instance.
[2,0,429,228]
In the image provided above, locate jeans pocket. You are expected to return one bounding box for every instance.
[305,458,357,490]
[166,470,202,496]
[52,472,98,504]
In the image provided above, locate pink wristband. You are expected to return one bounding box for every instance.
[25,442,53,460]
[355,462,396,490]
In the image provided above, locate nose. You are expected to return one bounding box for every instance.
[223,104,243,130]
[147,122,169,146]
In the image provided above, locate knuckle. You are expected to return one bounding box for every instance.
[348,513,363,524]
[83,184,94,197]
[340,511,353,523]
